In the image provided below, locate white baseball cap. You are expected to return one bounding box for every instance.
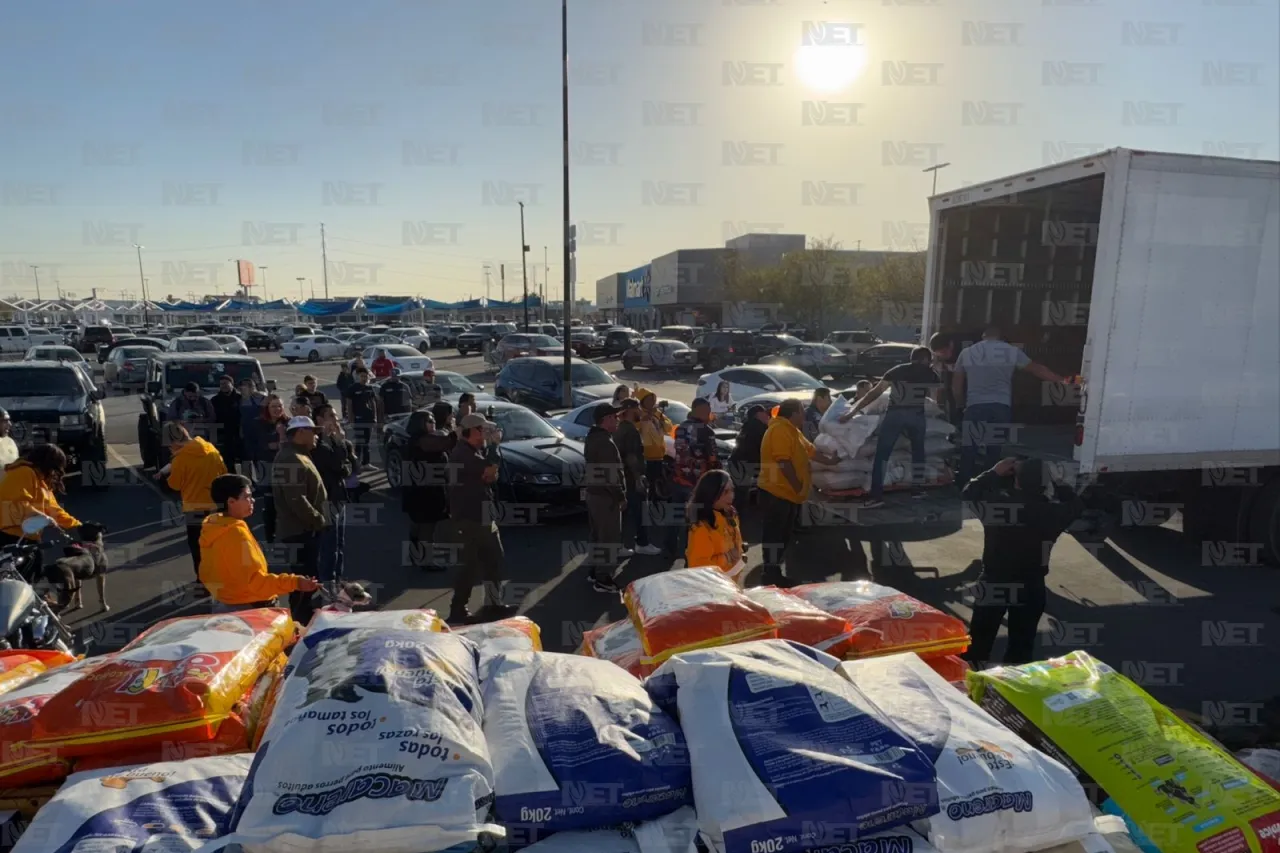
[286,416,317,432]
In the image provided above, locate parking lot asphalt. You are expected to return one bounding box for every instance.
[52,346,1280,722]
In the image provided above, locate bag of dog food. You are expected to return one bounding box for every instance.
[0,650,76,693]
[743,586,854,657]
[514,806,701,853]
[624,568,776,664]
[924,655,972,686]
[243,652,288,748]
[483,651,691,840]
[838,653,1095,853]
[12,754,252,853]
[71,711,250,773]
[454,616,542,677]
[579,619,653,679]
[791,581,970,659]
[216,608,501,853]
[0,657,103,788]
[645,639,938,853]
[30,609,294,757]
[967,651,1280,853]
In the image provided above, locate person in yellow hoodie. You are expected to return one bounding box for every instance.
[0,444,81,548]
[155,422,226,577]
[200,474,318,613]
[685,469,745,584]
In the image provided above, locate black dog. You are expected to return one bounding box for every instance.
[45,521,110,613]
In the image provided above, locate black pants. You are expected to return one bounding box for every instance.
[185,512,210,578]
[758,490,802,582]
[352,422,375,466]
[451,519,505,615]
[965,564,1048,665]
[585,494,623,578]
[283,531,322,626]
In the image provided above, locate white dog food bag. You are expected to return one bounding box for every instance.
[14,754,252,853]
[516,806,700,853]
[483,651,692,844]
[209,609,501,853]
[836,653,1096,853]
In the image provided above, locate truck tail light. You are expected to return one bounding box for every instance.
[728,347,736,354]
[1074,424,1084,447]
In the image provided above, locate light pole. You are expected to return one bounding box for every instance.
[296,277,305,302]
[259,265,269,303]
[132,245,150,326]
[560,0,573,405]
[29,265,41,302]
[543,245,548,322]
[518,201,530,332]
[922,162,952,197]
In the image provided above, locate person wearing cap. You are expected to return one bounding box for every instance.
[412,368,443,409]
[0,408,18,469]
[757,398,840,586]
[343,366,380,467]
[210,375,243,473]
[167,381,215,430]
[583,402,629,593]
[271,416,329,620]
[371,350,395,380]
[615,399,660,556]
[154,421,227,577]
[310,403,357,588]
[667,397,720,557]
[728,403,770,520]
[445,412,517,624]
[402,410,454,572]
[380,368,411,418]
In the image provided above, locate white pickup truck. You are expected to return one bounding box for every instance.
[922,147,1280,563]
[0,325,65,355]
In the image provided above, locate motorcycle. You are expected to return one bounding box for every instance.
[0,516,78,655]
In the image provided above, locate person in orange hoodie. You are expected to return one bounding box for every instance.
[155,422,227,577]
[200,474,318,613]
[684,469,746,584]
[0,444,81,545]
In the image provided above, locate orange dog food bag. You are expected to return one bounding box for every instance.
[581,619,653,679]
[0,650,76,693]
[791,580,970,659]
[743,586,855,658]
[0,657,105,787]
[30,608,294,757]
[624,567,776,663]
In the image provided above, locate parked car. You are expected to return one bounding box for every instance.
[426,370,498,402]
[210,334,249,355]
[282,335,347,363]
[381,400,586,516]
[495,356,618,413]
[74,325,118,354]
[390,327,434,352]
[694,364,827,408]
[23,345,95,385]
[344,333,401,359]
[758,343,853,379]
[568,329,604,358]
[527,323,561,338]
[621,339,698,371]
[363,324,392,336]
[456,323,517,355]
[601,328,643,357]
[104,344,161,390]
[359,344,434,375]
[274,324,317,346]
[549,398,737,459]
[852,342,916,378]
[166,336,223,354]
[496,333,563,363]
[1,326,67,354]
[691,329,759,370]
[97,336,169,363]
[0,362,107,478]
[753,333,805,358]
[657,325,696,344]
[243,328,276,350]
[825,330,884,360]
[759,322,809,338]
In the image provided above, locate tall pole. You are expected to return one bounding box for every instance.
[500,264,505,303]
[30,265,41,302]
[922,162,951,197]
[543,246,549,322]
[131,246,149,326]
[320,222,330,299]
[260,265,269,303]
[484,266,492,320]
[560,0,572,405]
[309,279,315,300]
[296,277,305,302]
[519,200,530,332]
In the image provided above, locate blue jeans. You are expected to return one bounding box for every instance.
[870,407,928,499]
[317,503,346,585]
[958,402,1013,486]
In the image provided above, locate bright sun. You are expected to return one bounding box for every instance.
[794,45,868,93]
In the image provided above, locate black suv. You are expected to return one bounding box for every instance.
[78,325,117,354]
[456,323,516,355]
[601,328,642,357]
[692,330,758,370]
[0,362,107,480]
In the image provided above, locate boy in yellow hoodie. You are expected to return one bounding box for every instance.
[0,445,81,542]
[200,474,318,612]
[155,422,227,576]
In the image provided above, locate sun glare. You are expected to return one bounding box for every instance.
[794,44,868,93]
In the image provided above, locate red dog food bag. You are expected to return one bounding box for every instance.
[0,650,77,693]
[581,619,653,679]
[792,580,970,659]
[744,586,855,658]
[624,567,777,664]
[0,657,105,787]
[924,653,972,686]
[30,608,294,758]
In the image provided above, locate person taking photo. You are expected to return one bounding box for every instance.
[155,421,227,577]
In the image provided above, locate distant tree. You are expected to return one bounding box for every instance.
[850,252,928,329]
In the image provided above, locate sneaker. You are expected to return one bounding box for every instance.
[633,544,663,556]
[616,546,635,558]
[861,498,886,509]
[446,608,475,626]
[590,575,622,594]
[472,603,519,623]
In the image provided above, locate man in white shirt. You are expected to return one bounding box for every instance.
[953,326,1066,485]
[0,408,18,470]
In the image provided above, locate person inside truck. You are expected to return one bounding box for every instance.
[952,326,1067,487]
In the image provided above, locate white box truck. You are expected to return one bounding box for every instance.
[922,147,1280,563]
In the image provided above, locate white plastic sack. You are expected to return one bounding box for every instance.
[518,806,700,853]
[836,654,1095,853]
[819,395,954,461]
[212,609,500,853]
[644,639,939,853]
[811,455,953,493]
[14,754,252,853]
[695,827,942,853]
[483,651,691,842]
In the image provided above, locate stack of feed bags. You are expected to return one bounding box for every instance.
[811,393,955,493]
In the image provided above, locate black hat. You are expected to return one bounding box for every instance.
[619,398,640,411]
[183,382,200,393]
[593,402,622,424]
[745,404,767,420]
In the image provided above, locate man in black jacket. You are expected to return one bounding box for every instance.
[961,457,1084,666]
[583,402,627,593]
[614,399,659,556]
[729,404,769,519]
[210,375,242,472]
[310,404,357,590]
[402,410,455,572]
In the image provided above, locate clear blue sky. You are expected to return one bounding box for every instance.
[2,0,1276,302]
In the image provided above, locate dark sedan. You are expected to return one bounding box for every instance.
[853,342,916,378]
[381,401,587,518]
[97,336,170,363]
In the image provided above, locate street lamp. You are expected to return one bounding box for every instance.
[922,162,952,196]
[518,201,531,332]
[132,245,150,326]
[29,265,40,302]
[559,0,573,405]
[259,265,269,303]
[296,277,306,301]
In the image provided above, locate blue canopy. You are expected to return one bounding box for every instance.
[486,295,542,309]
[297,300,360,317]
[365,299,423,315]
[157,301,221,312]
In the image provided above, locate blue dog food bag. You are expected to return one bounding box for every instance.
[645,639,939,853]
[14,754,251,853]
[483,651,693,841]
[209,609,501,853]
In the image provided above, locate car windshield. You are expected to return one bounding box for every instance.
[526,335,560,348]
[120,347,159,359]
[177,339,221,352]
[491,407,561,441]
[778,335,804,347]
[771,368,825,390]
[0,367,85,397]
[494,324,516,334]
[164,361,262,391]
[568,362,613,386]
[384,345,422,358]
[819,344,844,355]
[436,372,480,394]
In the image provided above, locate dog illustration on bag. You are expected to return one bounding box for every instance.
[294,630,467,711]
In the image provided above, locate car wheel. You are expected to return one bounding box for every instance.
[137,415,157,469]
[458,348,467,357]
[384,446,404,489]
[706,354,722,371]
[418,342,429,353]
[306,350,321,362]
[284,357,297,363]
[83,432,109,490]
[622,358,636,371]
